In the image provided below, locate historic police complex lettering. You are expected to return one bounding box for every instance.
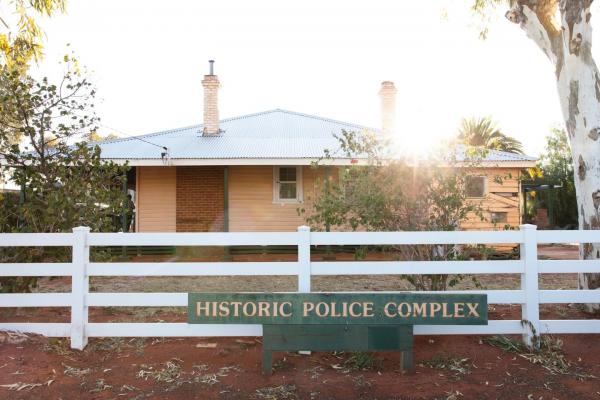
[188,293,488,325]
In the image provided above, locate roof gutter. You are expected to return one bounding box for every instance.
[98,157,537,168]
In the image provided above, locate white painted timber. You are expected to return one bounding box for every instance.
[0,293,71,307]
[88,262,299,276]
[2,225,600,348]
[520,224,540,347]
[0,233,73,246]
[311,260,524,275]
[0,323,70,337]
[539,290,600,303]
[298,226,311,292]
[311,230,523,245]
[414,320,523,335]
[323,290,525,304]
[70,227,89,350]
[88,232,300,246]
[87,293,187,307]
[87,323,262,337]
[538,260,600,273]
[85,290,525,307]
[537,230,600,244]
[541,320,600,334]
[0,263,72,276]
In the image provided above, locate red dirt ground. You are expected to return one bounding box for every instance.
[1,304,599,400]
[1,330,599,400]
[2,245,599,399]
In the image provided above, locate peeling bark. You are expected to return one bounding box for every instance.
[570,33,582,55]
[577,154,587,180]
[508,0,600,311]
[567,80,580,137]
[593,191,600,213]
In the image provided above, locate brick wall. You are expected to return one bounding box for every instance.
[176,166,224,232]
[202,74,220,135]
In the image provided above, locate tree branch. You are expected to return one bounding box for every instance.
[559,0,593,59]
[506,2,558,62]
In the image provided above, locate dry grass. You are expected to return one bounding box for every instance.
[137,358,183,383]
[62,363,91,378]
[420,354,472,379]
[253,384,298,399]
[484,335,596,380]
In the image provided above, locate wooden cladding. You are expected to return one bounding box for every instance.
[136,166,177,232]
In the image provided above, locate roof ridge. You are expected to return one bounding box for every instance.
[272,108,381,132]
[94,109,381,146]
[90,123,202,146]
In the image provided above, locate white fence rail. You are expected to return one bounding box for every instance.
[1,224,600,349]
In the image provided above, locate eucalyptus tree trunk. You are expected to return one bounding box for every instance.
[507,0,600,311]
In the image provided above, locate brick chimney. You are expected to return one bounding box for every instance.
[202,60,220,135]
[379,81,397,136]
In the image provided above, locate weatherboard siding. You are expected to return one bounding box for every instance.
[137,166,177,232]
[461,168,522,231]
[229,166,326,232]
[133,165,522,234]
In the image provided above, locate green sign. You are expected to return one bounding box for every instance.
[188,293,488,325]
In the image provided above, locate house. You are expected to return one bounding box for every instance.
[94,62,537,233]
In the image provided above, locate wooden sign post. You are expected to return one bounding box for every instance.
[188,293,488,374]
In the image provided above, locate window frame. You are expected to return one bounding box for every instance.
[490,211,508,224]
[465,175,487,199]
[273,166,303,203]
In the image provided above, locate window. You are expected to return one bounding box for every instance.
[465,176,486,198]
[491,212,508,224]
[273,166,303,203]
[494,192,517,198]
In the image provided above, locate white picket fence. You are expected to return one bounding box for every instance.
[0,224,599,350]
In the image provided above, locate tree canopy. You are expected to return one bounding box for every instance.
[0,61,128,292]
[302,131,484,291]
[0,0,66,71]
[457,117,524,154]
[534,128,578,227]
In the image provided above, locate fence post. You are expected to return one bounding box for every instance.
[520,224,540,348]
[297,226,311,293]
[71,226,90,350]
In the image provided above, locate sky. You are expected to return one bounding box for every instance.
[31,0,589,157]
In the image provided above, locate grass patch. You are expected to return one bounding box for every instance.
[484,335,595,379]
[42,338,73,358]
[343,352,378,370]
[137,358,183,383]
[89,378,112,393]
[253,384,297,399]
[62,363,91,378]
[420,354,471,379]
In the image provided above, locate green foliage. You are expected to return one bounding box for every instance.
[0,61,128,292]
[0,0,67,71]
[302,130,484,291]
[531,128,578,227]
[343,351,378,370]
[457,116,524,154]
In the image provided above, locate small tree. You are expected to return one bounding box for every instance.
[0,60,128,292]
[534,128,578,227]
[302,131,484,291]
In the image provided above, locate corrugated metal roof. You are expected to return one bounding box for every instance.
[95,109,371,160]
[94,109,537,163]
